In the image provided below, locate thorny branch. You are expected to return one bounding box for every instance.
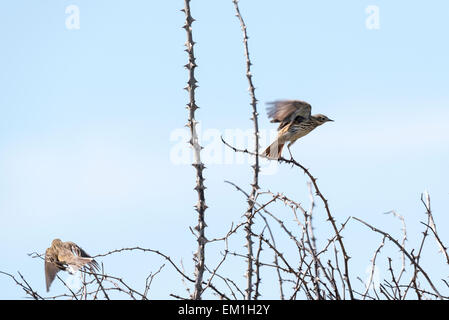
[232,0,260,300]
[182,0,207,300]
[221,136,354,298]
[352,216,443,300]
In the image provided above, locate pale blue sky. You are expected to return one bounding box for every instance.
[0,1,448,299]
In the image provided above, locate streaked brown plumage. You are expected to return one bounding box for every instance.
[44,238,99,292]
[263,100,333,159]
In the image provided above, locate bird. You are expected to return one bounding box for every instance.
[263,100,333,159]
[44,238,99,292]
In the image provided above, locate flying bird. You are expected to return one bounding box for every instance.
[263,100,333,159]
[44,238,99,292]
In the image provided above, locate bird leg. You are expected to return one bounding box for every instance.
[287,143,293,160]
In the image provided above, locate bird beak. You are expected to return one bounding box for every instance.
[328,119,334,122]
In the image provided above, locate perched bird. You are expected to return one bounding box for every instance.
[263,100,333,159]
[44,238,99,292]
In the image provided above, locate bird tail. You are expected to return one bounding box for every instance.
[89,259,100,272]
[263,140,284,159]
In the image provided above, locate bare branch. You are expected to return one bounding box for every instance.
[352,216,443,300]
[182,0,207,299]
[232,0,260,300]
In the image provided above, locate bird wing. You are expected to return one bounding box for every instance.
[66,242,100,271]
[45,249,60,292]
[266,100,311,123]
